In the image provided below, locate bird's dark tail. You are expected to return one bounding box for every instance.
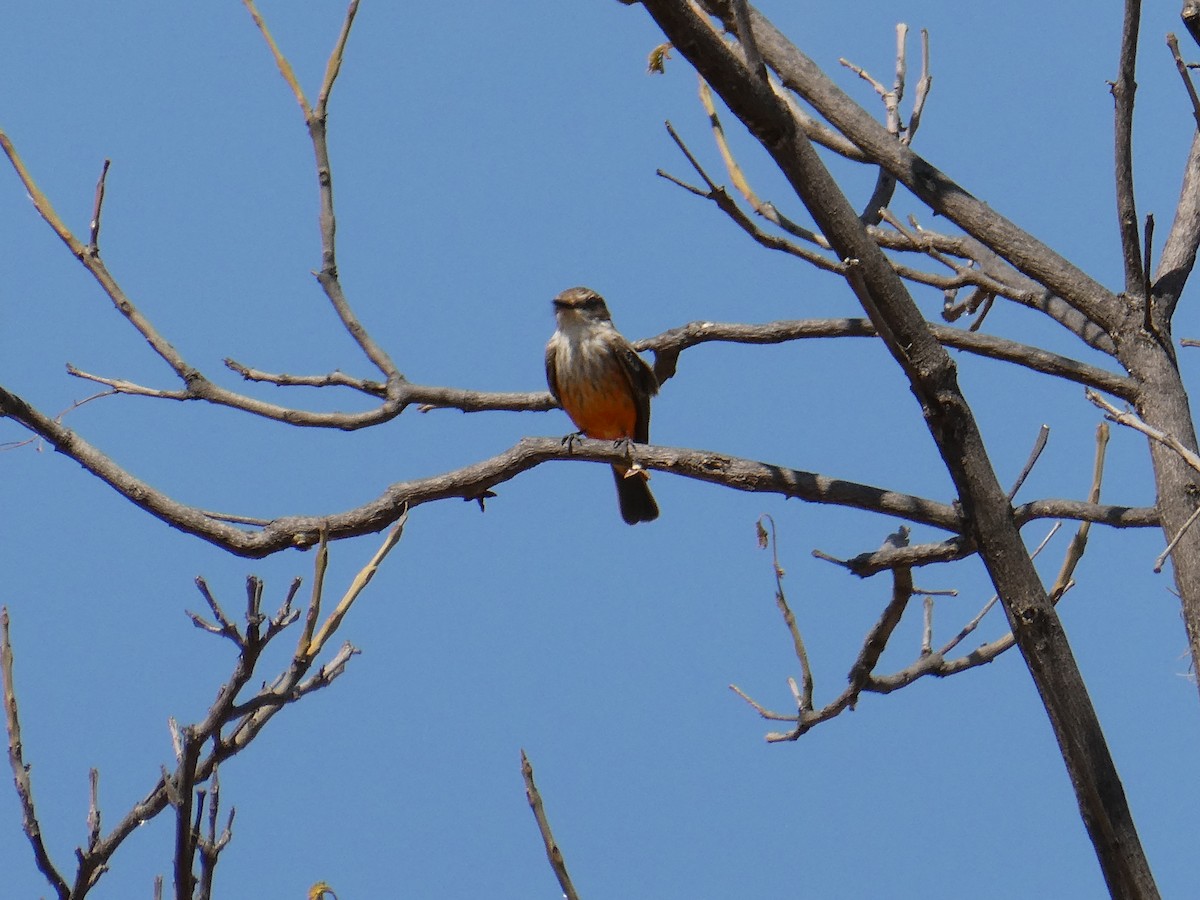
[613,466,659,525]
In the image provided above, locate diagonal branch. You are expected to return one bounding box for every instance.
[694,0,1123,339]
[1167,33,1200,131]
[520,751,581,900]
[743,424,1108,741]
[1,608,70,900]
[1088,388,1200,473]
[670,91,1115,352]
[2,3,405,433]
[71,530,398,895]
[1156,127,1200,321]
[639,2,1156,893]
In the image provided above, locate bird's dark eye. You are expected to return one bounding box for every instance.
[580,296,601,309]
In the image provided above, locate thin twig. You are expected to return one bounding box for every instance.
[2,608,70,899]
[847,561,914,702]
[1155,501,1200,573]
[728,683,797,721]
[194,767,234,900]
[1087,389,1200,474]
[241,0,399,383]
[1051,423,1110,591]
[86,767,102,852]
[904,29,932,145]
[298,531,328,657]
[939,523,1062,657]
[757,516,814,711]
[921,596,934,655]
[88,159,111,255]
[520,751,581,900]
[240,0,311,116]
[305,513,405,658]
[1008,424,1050,500]
[696,84,826,243]
[1168,32,1200,131]
[849,24,910,222]
[315,0,359,115]
[660,118,841,271]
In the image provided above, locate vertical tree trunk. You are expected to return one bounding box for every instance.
[1122,325,1200,688]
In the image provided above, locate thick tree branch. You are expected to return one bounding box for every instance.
[1156,131,1200,320]
[638,2,1156,893]
[2,379,1154,564]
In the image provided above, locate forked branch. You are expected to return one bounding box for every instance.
[4,525,401,898]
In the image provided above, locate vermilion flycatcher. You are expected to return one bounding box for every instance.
[545,286,660,524]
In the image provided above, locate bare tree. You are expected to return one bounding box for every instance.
[2,1,1197,897]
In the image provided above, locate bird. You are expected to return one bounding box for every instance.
[545,286,660,524]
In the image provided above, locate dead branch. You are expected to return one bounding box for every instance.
[1113,0,1144,296]
[2,608,70,899]
[5,525,402,897]
[520,751,581,900]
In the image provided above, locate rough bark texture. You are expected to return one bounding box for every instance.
[1122,309,1200,687]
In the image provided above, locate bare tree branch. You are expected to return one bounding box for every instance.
[1156,130,1200,321]
[742,474,1098,744]
[842,23,918,224]
[193,768,234,900]
[520,751,581,900]
[1,375,1156,569]
[54,526,399,896]
[663,92,1115,352]
[1008,424,1051,501]
[1,608,70,900]
[693,0,1124,337]
[1168,33,1200,132]
[87,159,111,255]
[640,2,1156,892]
[643,318,1135,398]
[1113,0,1144,297]
[1185,0,1200,49]
[756,516,814,712]
[1088,389,1200,475]
[728,0,765,81]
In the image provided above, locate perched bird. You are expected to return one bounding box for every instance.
[545,286,660,524]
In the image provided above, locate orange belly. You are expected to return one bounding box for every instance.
[557,376,638,440]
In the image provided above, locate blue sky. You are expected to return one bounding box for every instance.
[2,1,1199,897]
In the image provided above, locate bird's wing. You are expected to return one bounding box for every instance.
[544,340,561,402]
[616,343,658,444]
